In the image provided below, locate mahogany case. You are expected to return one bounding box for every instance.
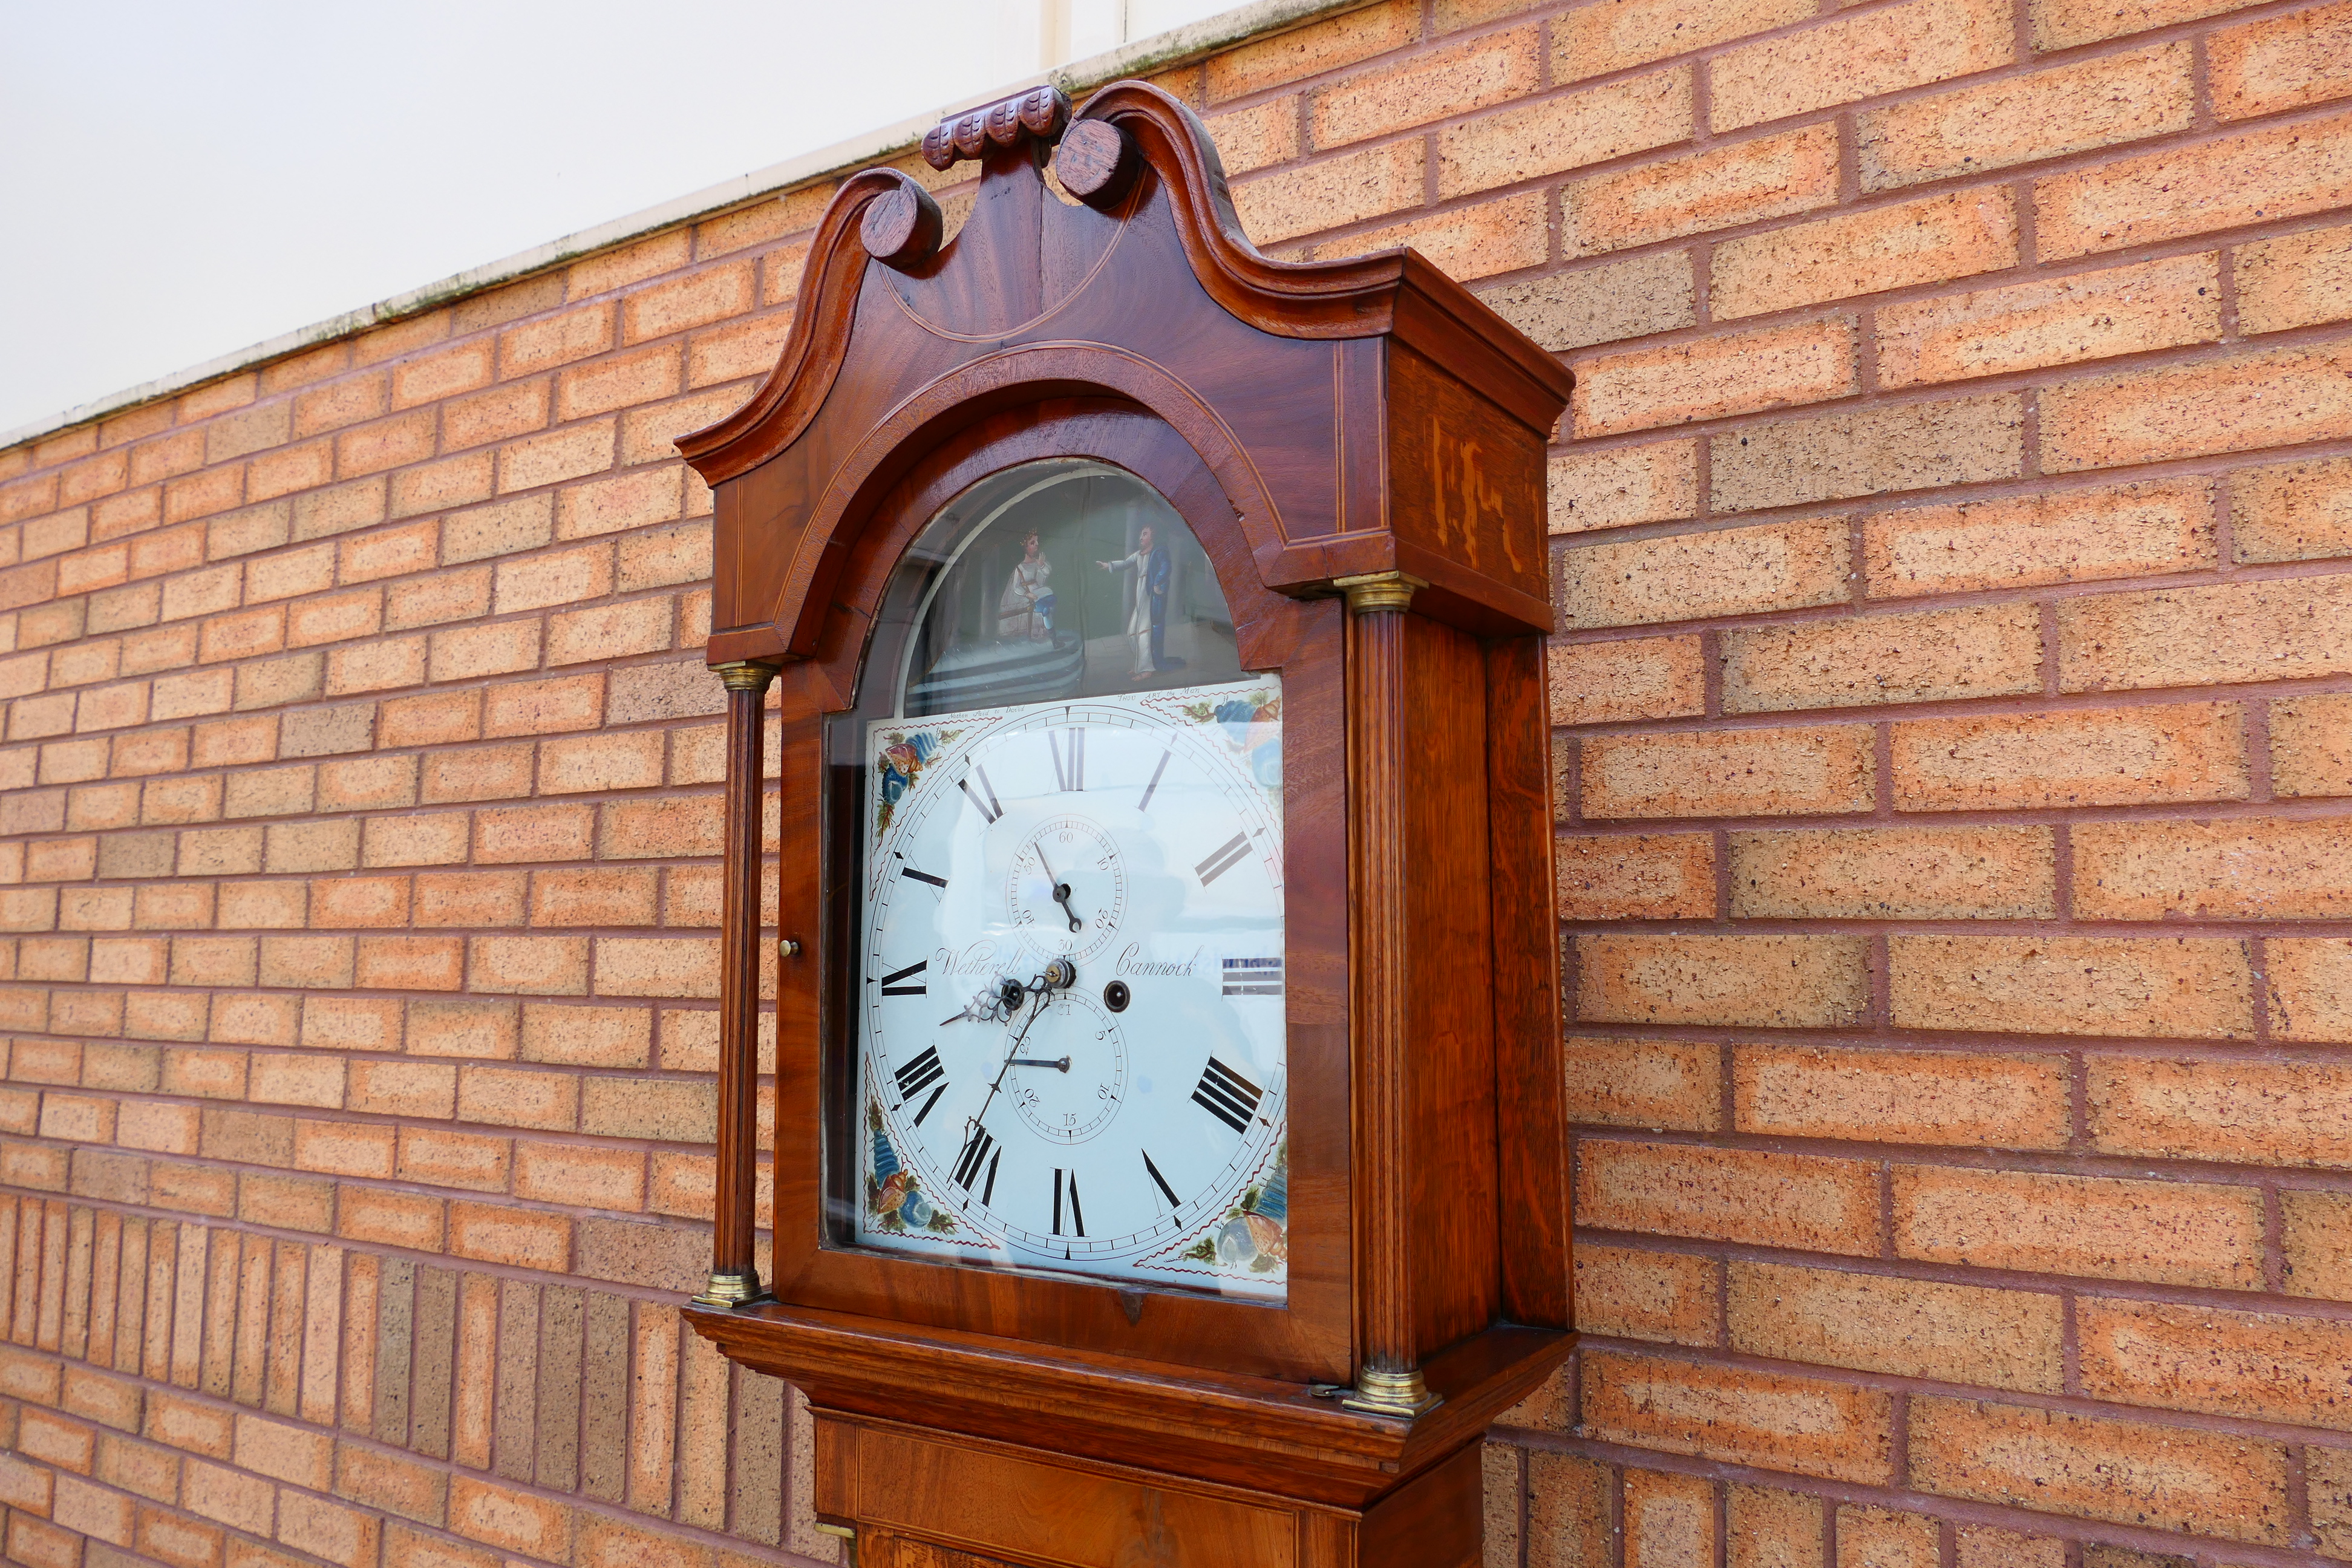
[677,79,1575,1558]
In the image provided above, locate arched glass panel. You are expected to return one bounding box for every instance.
[892,459,1241,717]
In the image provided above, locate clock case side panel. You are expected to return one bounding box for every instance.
[770,400,1355,1386]
[1379,345,1572,1367]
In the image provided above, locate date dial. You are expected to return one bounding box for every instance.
[1004,990,1127,1143]
[1006,814,1126,965]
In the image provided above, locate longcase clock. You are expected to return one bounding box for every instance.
[676,79,1575,1568]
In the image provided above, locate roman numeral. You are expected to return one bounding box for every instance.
[1054,1169,1085,1237]
[1142,1149,1179,1209]
[1195,832,1251,886]
[1192,1056,1263,1135]
[982,1148,1001,1205]
[1050,729,1085,792]
[1137,748,1171,812]
[877,959,926,996]
[952,1125,996,1191]
[899,865,947,889]
[912,1085,947,1126]
[958,766,1003,824]
[892,1047,944,1100]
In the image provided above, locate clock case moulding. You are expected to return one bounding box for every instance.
[676,77,1576,1550]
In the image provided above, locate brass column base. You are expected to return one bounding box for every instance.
[690,1270,771,1310]
[1341,1367,1442,1419]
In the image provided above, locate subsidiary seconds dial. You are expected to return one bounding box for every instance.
[1007,814,1126,964]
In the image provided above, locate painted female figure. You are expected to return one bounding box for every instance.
[997,529,1053,642]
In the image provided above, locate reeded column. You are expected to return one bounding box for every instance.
[1333,571,1439,1419]
[694,660,777,1309]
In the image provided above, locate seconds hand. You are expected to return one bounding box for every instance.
[1033,844,1082,932]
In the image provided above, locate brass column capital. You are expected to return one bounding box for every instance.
[1334,571,1425,615]
[714,661,779,692]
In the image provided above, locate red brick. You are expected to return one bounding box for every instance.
[514,1141,645,1209]
[1712,0,2010,132]
[427,619,540,681]
[1737,1045,2071,1148]
[1889,704,2247,811]
[1313,24,1539,150]
[1582,1350,1893,1483]
[556,344,682,421]
[1231,141,1426,247]
[1573,1245,1719,1347]
[1547,635,1704,726]
[594,936,718,998]
[390,342,494,409]
[1206,1,1420,102]
[1881,252,2219,389]
[494,543,611,613]
[1722,602,2040,714]
[353,935,464,991]
[1861,42,2193,192]
[1713,188,2016,320]
[1711,393,2022,514]
[2235,223,2352,338]
[1889,935,2253,1039]
[1863,479,2213,598]
[2037,108,2352,260]
[1571,521,1844,630]
[446,1203,569,1272]
[2074,818,2352,921]
[386,565,492,629]
[598,795,722,858]
[1557,832,1713,920]
[1907,1397,2287,1544]
[336,1187,445,1252]
[554,466,682,540]
[1564,1037,1721,1130]
[441,494,550,564]
[339,1451,450,1529]
[1581,724,1873,818]
[499,304,615,377]
[1731,1261,2062,1392]
[2209,0,2352,120]
[1892,1165,2264,1288]
[1567,123,1840,258]
[396,1128,512,1192]
[405,999,518,1060]
[456,1063,578,1129]
[1574,318,1854,438]
[622,263,755,344]
[1578,1138,1880,1253]
[1730,825,2054,919]
[2265,938,2352,1041]
[2080,1295,2352,1429]
[443,380,549,453]
[348,1061,457,1119]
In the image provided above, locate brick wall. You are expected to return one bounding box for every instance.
[2,0,2351,1563]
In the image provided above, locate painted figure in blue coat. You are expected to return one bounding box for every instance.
[1097,524,1176,680]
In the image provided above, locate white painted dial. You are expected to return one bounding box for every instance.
[854,678,1288,1299]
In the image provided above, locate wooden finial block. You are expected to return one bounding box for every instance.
[922,85,1071,171]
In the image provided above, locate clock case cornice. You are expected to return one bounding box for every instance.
[676,76,1576,1543]
[681,79,1573,676]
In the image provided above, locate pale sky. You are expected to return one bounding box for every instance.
[0,0,1235,437]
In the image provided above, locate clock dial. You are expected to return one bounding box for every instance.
[854,678,1287,1299]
